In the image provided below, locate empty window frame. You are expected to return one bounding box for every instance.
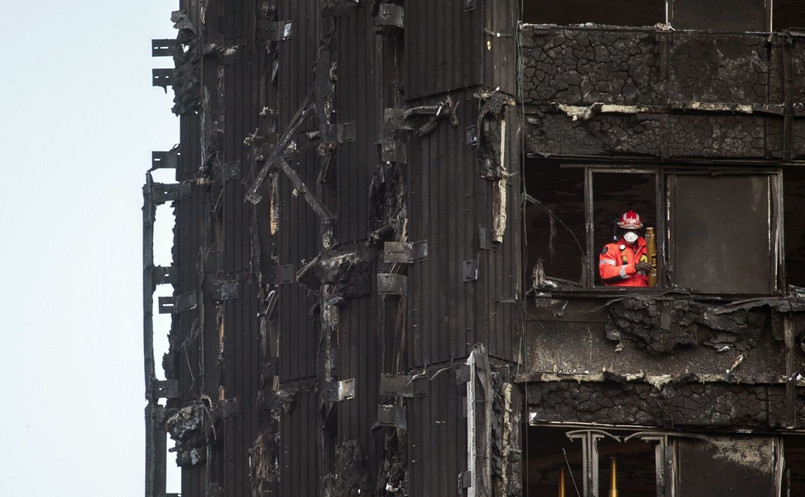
[676,436,779,497]
[525,426,664,497]
[527,426,787,497]
[670,0,766,31]
[773,0,805,30]
[522,0,666,27]
[522,0,804,31]
[668,172,781,294]
[525,161,783,294]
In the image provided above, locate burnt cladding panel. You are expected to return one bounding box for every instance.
[336,285,382,477]
[518,27,664,107]
[406,0,484,100]
[335,7,377,243]
[482,106,521,362]
[407,91,481,367]
[221,0,259,275]
[277,0,321,382]
[408,367,467,497]
[280,389,320,496]
[222,279,260,497]
[483,0,518,96]
[669,33,770,105]
[178,114,201,181]
[174,185,207,402]
[181,466,205,497]
[223,182,251,274]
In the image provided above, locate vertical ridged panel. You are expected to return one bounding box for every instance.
[408,367,467,497]
[335,6,378,243]
[406,0,484,100]
[407,90,479,366]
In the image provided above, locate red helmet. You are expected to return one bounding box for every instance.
[617,210,643,229]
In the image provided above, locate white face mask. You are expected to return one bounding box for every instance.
[623,231,639,244]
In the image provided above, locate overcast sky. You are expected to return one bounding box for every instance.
[1,2,179,495]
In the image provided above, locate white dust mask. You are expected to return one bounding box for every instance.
[623,231,639,244]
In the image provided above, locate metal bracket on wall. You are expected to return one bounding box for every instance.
[384,108,414,131]
[268,264,295,285]
[222,160,241,181]
[375,4,404,31]
[151,39,177,57]
[379,138,407,164]
[455,364,471,384]
[336,123,355,144]
[213,280,239,301]
[460,471,473,488]
[150,265,176,288]
[383,241,428,263]
[478,227,499,251]
[158,291,198,314]
[151,147,179,170]
[463,259,479,282]
[375,405,407,430]
[377,274,408,295]
[152,68,173,90]
[150,182,191,205]
[466,125,479,146]
[379,373,428,398]
[263,20,293,42]
[152,380,180,399]
[323,379,356,402]
[323,2,359,17]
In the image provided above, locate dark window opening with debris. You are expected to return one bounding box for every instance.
[671,0,766,31]
[784,435,805,495]
[522,0,666,27]
[773,0,805,29]
[784,167,805,289]
[525,426,658,497]
[525,159,789,295]
[675,436,778,496]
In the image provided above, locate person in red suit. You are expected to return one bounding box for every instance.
[599,210,652,287]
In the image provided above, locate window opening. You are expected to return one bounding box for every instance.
[783,435,805,495]
[675,436,778,496]
[589,170,659,288]
[521,0,666,27]
[525,159,784,295]
[671,0,766,31]
[668,172,779,294]
[525,426,660,497]
[525,161,586,288]
[784,167,805,288]
[773,0,805,30]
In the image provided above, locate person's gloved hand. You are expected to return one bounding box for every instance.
[635,261,653,273]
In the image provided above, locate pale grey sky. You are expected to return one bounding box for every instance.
[1,2,179,495]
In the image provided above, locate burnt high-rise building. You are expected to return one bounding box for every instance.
[144,1,805,496]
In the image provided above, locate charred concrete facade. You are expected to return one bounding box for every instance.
[144,1,805,496]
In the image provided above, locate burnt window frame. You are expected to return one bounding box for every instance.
[583,166,665,290]
[665,169,784,295]
[521,0,805,31]
[529,164,784,296]
[526,423,789,497]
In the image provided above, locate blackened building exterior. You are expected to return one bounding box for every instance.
[144,1,805,496]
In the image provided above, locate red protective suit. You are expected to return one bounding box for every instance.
[599,237,649,287]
